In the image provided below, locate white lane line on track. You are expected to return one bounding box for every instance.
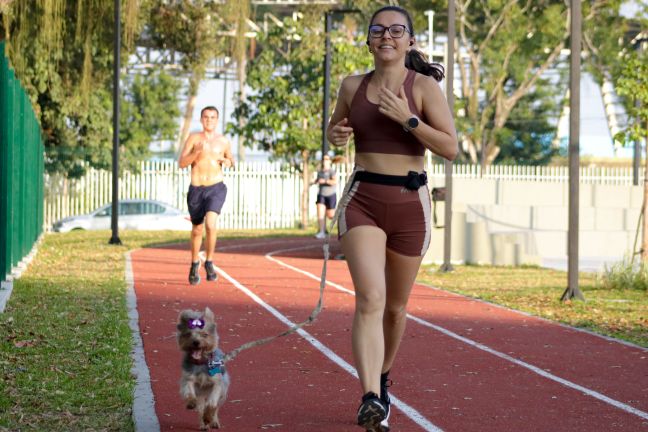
[265,245,648,422]
[213,264,444,432]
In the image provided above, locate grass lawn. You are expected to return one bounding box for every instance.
[1,230,646,430]
[417,263,648,348]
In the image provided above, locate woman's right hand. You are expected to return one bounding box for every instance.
[328,118,354,146]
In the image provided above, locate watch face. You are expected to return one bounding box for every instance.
[408,117,419,129]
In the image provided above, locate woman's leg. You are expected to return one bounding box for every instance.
[325,208,336,229]
[382,249,423,373]
[316,203,326,233]
[341,226,387,396]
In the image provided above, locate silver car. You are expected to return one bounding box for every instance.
[52,199,192,232]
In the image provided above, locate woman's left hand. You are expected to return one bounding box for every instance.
[377,86,411,126]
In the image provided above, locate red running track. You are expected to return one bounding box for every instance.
[129,237,648,432]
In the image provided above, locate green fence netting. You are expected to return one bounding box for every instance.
[0,41,44,282]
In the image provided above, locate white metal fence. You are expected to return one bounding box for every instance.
[44,161,644,231]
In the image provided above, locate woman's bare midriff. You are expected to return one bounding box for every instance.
[354,152,425,175]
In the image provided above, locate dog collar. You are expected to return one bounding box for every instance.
[207,350,225,376]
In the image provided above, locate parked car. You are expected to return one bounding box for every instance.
[52,199,192,232]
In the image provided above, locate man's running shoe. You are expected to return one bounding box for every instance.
[380,371,393,428]
[205,260,218,281]
[188,261,201,285]
[357,391,388,431]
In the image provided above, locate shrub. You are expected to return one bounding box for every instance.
[599,259,648,291]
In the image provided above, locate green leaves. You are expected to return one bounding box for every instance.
[230,10,371,168]
[613,52,648,146]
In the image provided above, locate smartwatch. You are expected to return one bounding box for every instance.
[403,115,419,132]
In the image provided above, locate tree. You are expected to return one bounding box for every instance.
[230,9,372,227]
[615,52,648,260]
[147,0,226,155]
[120,69,182,168]
[454,0,619,166]
[0,0,182,177]
[494,78,561,165]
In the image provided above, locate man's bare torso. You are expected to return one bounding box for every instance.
[189,132,229,186]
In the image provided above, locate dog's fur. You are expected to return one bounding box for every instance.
[177,307,230,430]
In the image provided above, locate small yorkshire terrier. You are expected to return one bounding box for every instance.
[177,307,230,430]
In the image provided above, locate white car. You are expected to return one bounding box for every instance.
[52,199,192,232]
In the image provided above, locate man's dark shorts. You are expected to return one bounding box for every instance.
[316,194,337,210]
[187,182,227,225]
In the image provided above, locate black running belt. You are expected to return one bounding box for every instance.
[353,170,428,191]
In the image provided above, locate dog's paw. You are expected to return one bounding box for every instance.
[199,424,208,431]
[210,420,221,429]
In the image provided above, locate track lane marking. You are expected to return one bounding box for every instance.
[264,245,648,422]
[213,263,444,432]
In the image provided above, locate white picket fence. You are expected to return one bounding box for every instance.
[43,161,643,231]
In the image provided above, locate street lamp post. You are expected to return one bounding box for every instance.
[321,11,332,158]
[109,0,121,245]
[321,9,359,158]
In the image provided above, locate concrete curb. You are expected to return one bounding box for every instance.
[126,251,161,432]
[1,233,44,313]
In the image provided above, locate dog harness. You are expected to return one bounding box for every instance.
[207,349,225,376]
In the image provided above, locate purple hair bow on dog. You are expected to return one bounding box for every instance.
[188,318,205,329]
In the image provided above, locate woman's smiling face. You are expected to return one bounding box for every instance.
[368,10,413,61]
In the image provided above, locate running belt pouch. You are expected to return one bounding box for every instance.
[354,171,427,190]
[404,171,427,190]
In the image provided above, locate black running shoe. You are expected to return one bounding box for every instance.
[357,392,388,431]
[188,261,201,285]
[205,260,218,281]
[380,371,393,428]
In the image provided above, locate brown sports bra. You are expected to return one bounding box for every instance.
[348,69,425,156]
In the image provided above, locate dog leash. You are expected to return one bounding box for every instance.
[221,170,359,365]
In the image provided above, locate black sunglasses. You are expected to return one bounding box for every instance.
[368,24,410,39]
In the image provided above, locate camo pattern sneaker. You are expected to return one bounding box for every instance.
[205,260,218,281]
[357,391,388,431]
[188,261,201,285]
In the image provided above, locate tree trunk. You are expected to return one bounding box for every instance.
[235,1,249,162]
[237,55,246,162]
[300,149,310,230]
[177,76,199,156]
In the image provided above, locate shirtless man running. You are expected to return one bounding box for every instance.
[178,106,235,285]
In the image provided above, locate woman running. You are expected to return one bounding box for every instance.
[327,5,457,431]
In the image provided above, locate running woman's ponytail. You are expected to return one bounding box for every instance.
[369,6,446,82]
[405,49,445,82]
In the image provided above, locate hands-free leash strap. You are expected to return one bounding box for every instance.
[221,167,427,364]
[220,169,361,365]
